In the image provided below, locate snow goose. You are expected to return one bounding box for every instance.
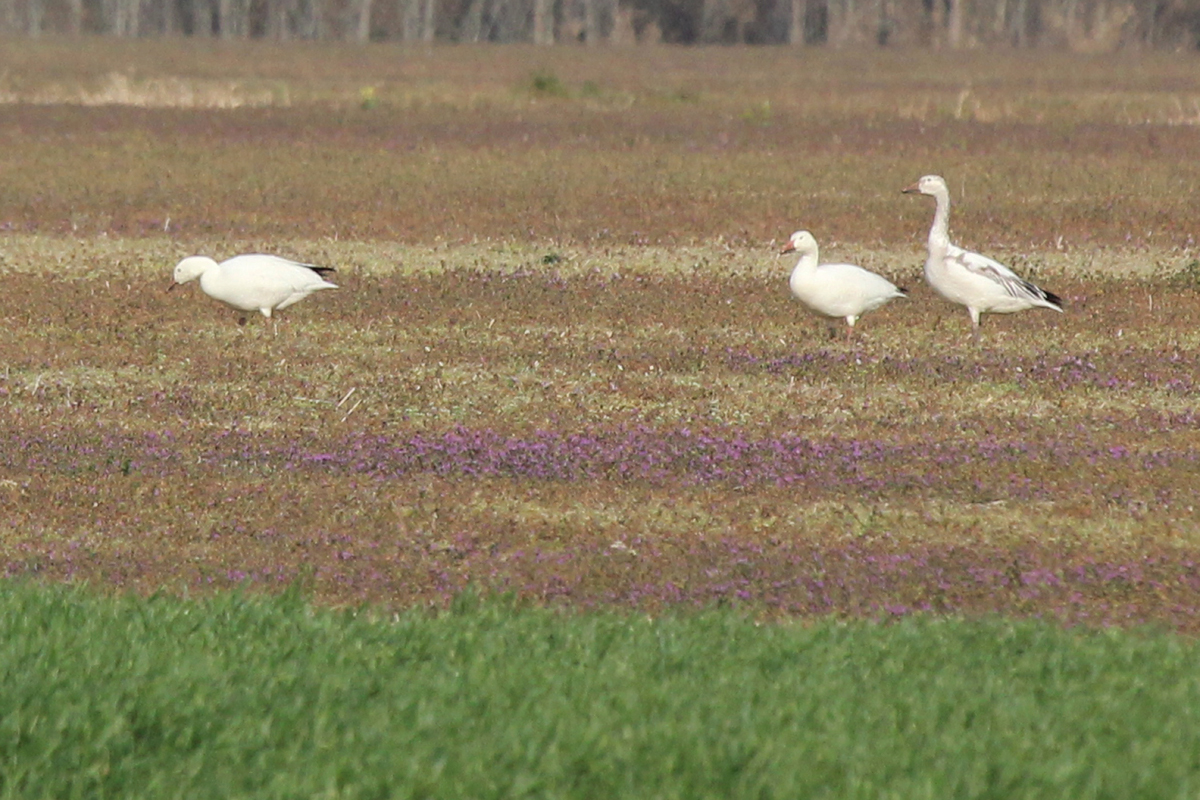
[903,175,1062,340]
[781,230,905,342]
[169,254,338,319]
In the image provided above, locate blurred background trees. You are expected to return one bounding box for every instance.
[0,0,1197,48]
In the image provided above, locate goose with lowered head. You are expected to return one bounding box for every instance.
[902,175,1062,340]
[170,254,338,320]
[781,230,905,342]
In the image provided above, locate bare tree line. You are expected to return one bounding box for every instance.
[1,0,1198,47]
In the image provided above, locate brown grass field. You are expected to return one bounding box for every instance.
[3,41,1200,628]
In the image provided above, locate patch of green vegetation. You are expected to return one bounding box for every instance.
[528,69,569,98]
[667,87,701,103]
[741,99,773,126]
[1170,259,1200,288]
[3,583,1200,798]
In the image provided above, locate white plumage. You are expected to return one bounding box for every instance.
[903,175,1062,338]
[781,230,905,341]
[170,254,338,319]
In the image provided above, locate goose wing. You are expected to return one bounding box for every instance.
[221,254,337,300]
[247,254,335,279]
[947,245,1062,309]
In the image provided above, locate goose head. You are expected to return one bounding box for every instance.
[780,230,818,256]
[169,256,217,290]
[902,175,948,196]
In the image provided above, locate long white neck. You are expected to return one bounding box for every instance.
[927,187,951,254]
[788,244,819,291]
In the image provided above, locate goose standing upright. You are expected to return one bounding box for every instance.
[781,230,906,343]
[902,175,1062,340]
[169,254,338,320]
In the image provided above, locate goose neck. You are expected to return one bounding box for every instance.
[789,248,819,274]
[928,188,951,248]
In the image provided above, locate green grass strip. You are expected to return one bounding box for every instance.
[1,582,1197,799]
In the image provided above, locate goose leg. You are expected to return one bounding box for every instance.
[969,308,982,344]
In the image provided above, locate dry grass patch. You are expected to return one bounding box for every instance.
[1,236,1200,626]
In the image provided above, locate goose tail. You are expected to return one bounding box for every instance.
[1040,287,1064,311]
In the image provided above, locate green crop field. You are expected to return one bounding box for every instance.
[4,583,1200,799]
[1,39,1200,794]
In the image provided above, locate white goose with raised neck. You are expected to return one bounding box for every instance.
[903,174,1063,337]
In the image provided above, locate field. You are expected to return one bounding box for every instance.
[5,38,1200,795]
[6,583,1200,798]
[3,41,1200,627]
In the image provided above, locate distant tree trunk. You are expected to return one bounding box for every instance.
[490,0,524,40]
[112,0,128,34]
[66,0,84,33]
[947,0,963,46]
[313,0,326,36]
[1012,0,1039,45]
[26,0,44,35]
[420,0,435,40]
[701,0,716,40]
[487,0,505,39]
[229,0,251,36]
[353,0,372,39]
[928,0,944,44]
[788,0,806,43]
[160,0,180,34]
[2,0,17,34]
[402,0,419,37]
[218,0,231,36]
[1011,0,1023,43]
[992,0,1007,36]
[459,0,485,40]
[583,0,598,42]
[266,0,290,38]
[1062,0,1078,41]
[294,0,322,37]
[827,0,854,45]
[533,0,553,42]
[193,0,213,35]
[1142,0,1167,46]
[292,0,308,35]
